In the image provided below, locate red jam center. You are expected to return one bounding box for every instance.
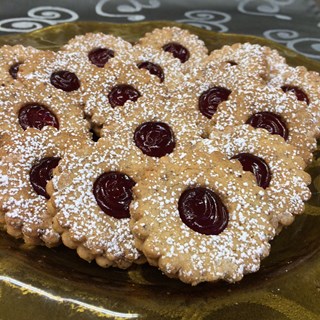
[9,62,22,79]
[88,47,115,68]
[134,121,175,158]
[93,172,136,219]
[162,42,190,63]
[246,111,289,141]
[231,153,271,189]
[50,71,80,92]
[178,187,228,235]
[198,86,232,119]
[108,84,141,108]
[137,61,164,83]
[18,103,59,130]
[30,157,61,199]
[281,85,309,105]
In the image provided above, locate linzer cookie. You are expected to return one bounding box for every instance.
[61,32,133,77]
[132,45,187,93]
[212,82,317,163]
[177,63,263,137]
[0,85,90,138]
[199,125,311,227]
[0,45,39,86]
[137,27,208,71]
[101,93,202,172]
[0,127,91,247]
[17,50,87,105]
[267,65,320,130]
[47,142,144,269]
[82,62,167,126]
[130,149,275,285]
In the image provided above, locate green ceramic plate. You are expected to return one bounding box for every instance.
[0,22,320,320]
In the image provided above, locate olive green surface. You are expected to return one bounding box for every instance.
[0,22,320,320]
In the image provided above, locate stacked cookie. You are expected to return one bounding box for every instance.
[0,27,319,285]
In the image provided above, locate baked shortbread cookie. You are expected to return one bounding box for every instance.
[82,62,168,127]
[62,32,133,64]
[212,82,317,163]
[177,63,263,136]
[205,43,270,81]
[47,142,144,269]
[268,64,320,130]
[131,45,187,93]
[0,85,90,138]
[100,93,202,171]
[137,27,208,72]
[130,150,276,285]
[0,45,39,86]
[0,127,90,246]
[200,125,311,227]
[17,50,88,105]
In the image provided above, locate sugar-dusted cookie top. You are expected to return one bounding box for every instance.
[210,81,317,163]
[205,43,270,81]
[267,64,320,131]
[0,85,90,138]
[199,125,311,227]
[47,142,145,269]
[0,127,91,246]
[131,149,275,285]
[18,50,89,105]
[137,27,208,72]
[61,32,133,66]
[0,45,39,86]
[131,45,188,93]
[82,61,168,126]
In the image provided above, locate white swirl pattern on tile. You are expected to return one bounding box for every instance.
[96,0,160,22]
[263,28,320,59]
[0,6,78,32]
[237,0,295,20]
[176,10,231,32]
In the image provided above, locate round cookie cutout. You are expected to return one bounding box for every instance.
[212,82,317,163]
[17,50,88,105]
[47,144,144,269]
[137,27,208,72]
[0,45,39,86]
[0,85,90,138]
[0,127,90,247]
[201,125,311,227]
[130,150,275,285]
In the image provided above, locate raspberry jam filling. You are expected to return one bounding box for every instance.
[88,47,115,68]
[9,62,22,79]
[30,157,61,199]
[137,61,164,83]
[178,187,229,235]
[134,121,175,158]
[18,103,59,130]
[93,172,136,219]
[199,87,232,119]
[281,85,310,105]
[246,111,289,141]
[108,84,141,108]
[50,71,80,92]
[162,42,190,63]
[231,153,271,189]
